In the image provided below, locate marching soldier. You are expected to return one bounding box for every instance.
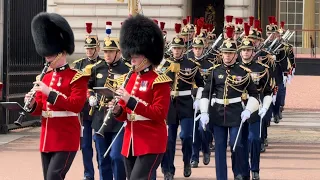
[87,21,127,180]
[25,12,90,180]
[239,23,273,180]
[111,14,171,180]
[160,23,204,180]
[181,16,195,52]
[277,21,295,119]
[198,27,260,180]
[248,19,276,152]
[73,22,102,180]
[266,17,289,124]
[190,35,213,168]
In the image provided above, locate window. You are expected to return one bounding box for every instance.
[279,0,315,47]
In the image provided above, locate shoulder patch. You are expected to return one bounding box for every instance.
[70,69,90,84]
[257,61,270,68]
[72,58,85,64]
[239,65,252,73]
[188,58,201,66]
[152,74,172,88]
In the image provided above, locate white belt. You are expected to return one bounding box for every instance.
[42,111,78,118]
[127,114,151,121]
[211,97,242,105]
[170,90,192,96]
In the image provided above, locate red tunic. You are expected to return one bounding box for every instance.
[30,64,90,152]
[116,68,171,157]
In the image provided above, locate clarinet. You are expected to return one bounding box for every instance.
[95,67,135,137]
[14,62,51,126]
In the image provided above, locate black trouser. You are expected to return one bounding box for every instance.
[124,153,163,180]
[41,151,77,180]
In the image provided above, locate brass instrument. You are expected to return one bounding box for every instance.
[95,67,135,137]
[14,62,51,126]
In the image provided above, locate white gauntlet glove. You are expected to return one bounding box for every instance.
[200,113,209,129]
[258,107,268,118]
[89,96,97,107]
[241,109,251,123]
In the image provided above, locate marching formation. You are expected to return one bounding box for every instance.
[21,11,295,180]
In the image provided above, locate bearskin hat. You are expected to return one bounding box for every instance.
[31,12,75,57]
[120,15,164,66]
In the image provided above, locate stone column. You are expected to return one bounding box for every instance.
[302,0,315,48]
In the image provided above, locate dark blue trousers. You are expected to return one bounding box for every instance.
[274,83,286,116]
[191,120,210,162]
[81,120,95,179]
[161,118,194,175]
[242,120,261,175]
[262,103,273,140]
[93,129,126,180]
[213,125,244,180]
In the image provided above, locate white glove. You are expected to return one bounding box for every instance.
[193,99,199,110]
[258,107,267,118]
[241,109,251,123]
[287,75,292,84]
[272,94,277,105]
[211,98,216,106]
[200,113,209,129]
[292,68,296,77]
[283,76,288,86]
[89,96,97,107]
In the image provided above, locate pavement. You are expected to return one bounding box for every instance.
[0,76,319,180]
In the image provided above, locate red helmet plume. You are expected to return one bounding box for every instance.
[226,27,234,39]
[244,23,250,36]
[249,16,254,26]
[175,23,181,34]
[226,15,233,23]
[254,20,260,29]
[280,21,285,29]
[182,19,188,25]
[86,22,92,34]
[160,22,165,30]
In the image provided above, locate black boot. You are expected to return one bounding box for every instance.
[252,172,260,180]
[203,153,210,165]
[163,172,174,180]
[190,160,198,168]
[260,143,266,152]
[279,106,283,119]
[234,174,244,180]
[267,120,271,127]
[183,163,192,177]
[274,115,280,124]
[209,143,215,152]
[264,138,268,147]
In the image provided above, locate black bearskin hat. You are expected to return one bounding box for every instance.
[120,15,164,66]
[31,12,75,57]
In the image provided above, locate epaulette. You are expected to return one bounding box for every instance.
[125,62,132,68]
[167,59,174,64]
[257,61,270,69]
[188,58,201,66]
[70,69,90,84]
[152,74,172,88]
[239,65,252,73]
[213,64,221,69]
[72,58,85,64]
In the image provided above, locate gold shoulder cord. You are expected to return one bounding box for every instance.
[178,66,199,85]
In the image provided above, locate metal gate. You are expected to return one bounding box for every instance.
[0,0,47,133]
